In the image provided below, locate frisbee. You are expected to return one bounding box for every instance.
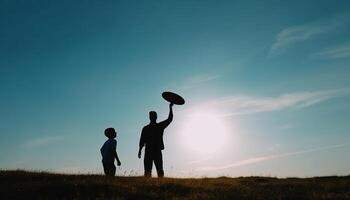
[162,91,185,105]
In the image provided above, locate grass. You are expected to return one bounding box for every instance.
[1,170,350,200]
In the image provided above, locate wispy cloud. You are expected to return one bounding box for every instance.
[313,44,350,59]
[278,124,295,131]
[176,73,220,90]
[187,73,220,84]
[194,88,350,117]
[197,144,346,171]
[270,25,331,56]
[21,135,64,149]
[187,155,216,165]
[269,14,349,57]
[267,143,281,151]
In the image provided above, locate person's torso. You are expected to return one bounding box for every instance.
[143,123,165,151]
[100,139,116,163]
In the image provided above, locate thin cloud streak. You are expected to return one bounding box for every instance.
[269,14,349,57]
[270,25,331,56]
[195,88,350,117]
[176,73,220,90]
[314,45,350,59]
[187,74,220,84]
[197,144,346,171]
[21,136,64,149]
[187,155,216,165]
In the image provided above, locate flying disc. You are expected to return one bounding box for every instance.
[162,91,185,105]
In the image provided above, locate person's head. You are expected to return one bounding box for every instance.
[104,127,117,139]
[149,111,157,122]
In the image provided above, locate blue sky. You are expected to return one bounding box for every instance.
[1,0,350,177]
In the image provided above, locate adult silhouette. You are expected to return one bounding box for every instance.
[138,103,174,177]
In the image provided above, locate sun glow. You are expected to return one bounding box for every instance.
[181,110,230,154]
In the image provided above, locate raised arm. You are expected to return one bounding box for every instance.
[159,103,174,129]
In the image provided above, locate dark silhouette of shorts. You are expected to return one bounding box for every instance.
[144,149,164,177]
[103,161,116,177]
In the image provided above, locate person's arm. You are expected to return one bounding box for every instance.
[115,152,121,166]
[113,140,121,166]
[159,103,174,129]
[138,128,145,159]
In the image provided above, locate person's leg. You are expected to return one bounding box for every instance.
[103,162,108,176]
[144,150,153,177]
[110,164,116,177]
[103,162,116,177]
[154,150,164,177]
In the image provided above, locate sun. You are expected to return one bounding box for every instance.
[181,110,229,154]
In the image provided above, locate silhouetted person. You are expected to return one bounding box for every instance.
[138,103,174,177]
[100,128,121,176]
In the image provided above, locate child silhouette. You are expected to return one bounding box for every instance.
[100,128,121,176]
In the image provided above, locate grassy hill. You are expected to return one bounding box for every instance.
[1,170,349,200]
